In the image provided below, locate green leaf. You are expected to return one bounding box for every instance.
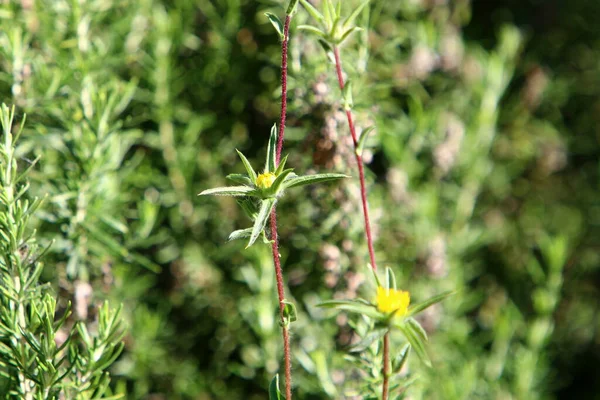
[283,173,348,189]
[406,317,428,342]
[247,198,276,248]
[297,25,327,39]
[236,149,258,183]
[342,79,353,110]
[237,197,260,219]
[266,124,277,173]
[322,0,332,27]
[198,186,254,197]
[229,228,271,244]
[338,26,363,44]
[385,267,397,291]
[286,0,299,15]
[392,344,411,374]
[300,0,325,24]
[281,300,298,327]
[228,228,253,241]
[397,322,431,367]
[406,290,454,317]
[317,299,381,319]
[226,173,253,186]
[269,374,284,400]
[356,126,375,156]
[265,12,284,39]
[266,168,295,197]
[342,0,370,30]
[349,328,387,353]
[275,154,290,176]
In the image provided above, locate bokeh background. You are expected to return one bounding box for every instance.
[1,0,599,398]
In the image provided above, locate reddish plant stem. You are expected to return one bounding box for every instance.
[333,45,387,398]
[382,332,390,400]
[276,15,291,164]
[333,46,378,272]
[270,210,292,400]
[270,13,293,399]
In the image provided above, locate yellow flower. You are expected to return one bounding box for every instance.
[256,172,277,189]
[376,287,410,316]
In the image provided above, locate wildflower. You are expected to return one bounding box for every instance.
[376,286,410,317]
[198,124,347,247]
[256,172,277,189]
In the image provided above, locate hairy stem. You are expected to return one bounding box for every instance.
[332,46,378,271]
[270,13,293,399]
[382,332,390,400]
[276,15,291,164]
[270,210,292,400]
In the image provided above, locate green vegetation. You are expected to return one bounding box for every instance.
[0,0,598,398]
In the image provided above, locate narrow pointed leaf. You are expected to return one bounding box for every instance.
[322,0,332,27]
[349,328,387,353]
[287,0,299,15]
[228,228,253,241]
[275,154,290,176]
[283,173,348,189]
[266,168,295,197]
[406,290,454,317]
[298,25,327,38]
[265,12,284,39]
[385,266,396,291]
[342,80,353,110]
[247,198,276,248]
[198,186,254,197]
[406,317,428,342]
[338,26,363,45]
[343,0,370,30]
[226,173,253,186]
[392,344,411,373]
[317,299,381,319]
[397,323,431,367]
[266,124,277,173]
[237,197,260,219]
[300,0,325,24]
[356,126,375,156]
[269,374,284,400]
[236,149,258,183]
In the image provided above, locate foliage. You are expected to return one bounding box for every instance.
[0,104,124,398]
[0,0,597,398]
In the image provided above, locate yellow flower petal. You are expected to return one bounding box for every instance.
[256,172,276,189]
[376,286,410,317]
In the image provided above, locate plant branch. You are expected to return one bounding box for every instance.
[271,12,293,399]
[276,15,291,164]
[270,210,292,400]
[333,46,378,271]
[382,332,390,400]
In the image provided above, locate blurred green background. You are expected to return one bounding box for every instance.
[0,0,599,398]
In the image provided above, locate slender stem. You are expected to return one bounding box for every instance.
[382,332,390,400]
[270,12,293,399]
[270,210,292,400]
[332,46,378,271]
[276,15,291,165]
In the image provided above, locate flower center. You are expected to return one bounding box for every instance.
[256,172,277,189]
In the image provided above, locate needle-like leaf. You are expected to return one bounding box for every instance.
[236,149,258,183]
[266,124,277,173]
[247,198,277,248]
[283,173,348,189]
[198,186,254,197]
[406,290,455,318]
